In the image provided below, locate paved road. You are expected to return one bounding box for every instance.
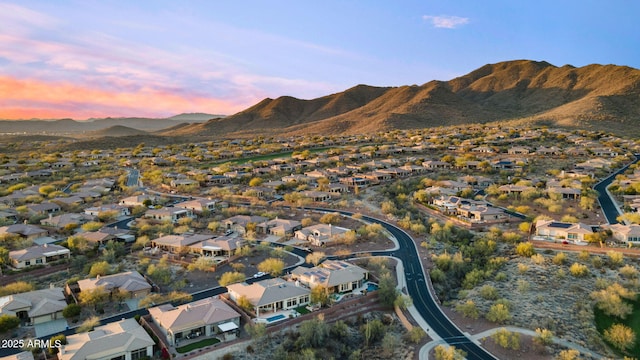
[319,208,496,360]
[126,168,140,187]
[594,153,640,224]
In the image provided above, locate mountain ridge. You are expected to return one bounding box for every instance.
[163,59,640,138]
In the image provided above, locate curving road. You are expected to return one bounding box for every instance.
[318,208,497,360]
[594,153,640,224]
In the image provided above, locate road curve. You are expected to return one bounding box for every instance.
[594,153,640,224]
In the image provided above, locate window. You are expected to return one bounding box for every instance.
[131,348,147,360]
[110,356,125,360]
[567,233,577,240]
[25,261,31,266]
[36,259,43,264]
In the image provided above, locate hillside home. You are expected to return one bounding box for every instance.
[149,297,241,346]
[189,236,244,257]
[290,260,368,294]
[59,318,154,360]
[227,278,310,317]
[607,224,640,245]
[119,194,156,207]
[256,218,302,236]
[294,224,350,247]
[143,207,193,224]
[0,224,48,241]
[174,198,217,214]
[40,213,95,229]
[534,219,595,244]
[77,271,151,299]
[26,202,61,216]
[151,234,214,254]
[0,287,66,325]
[223,215,268,235]
[9,244,70,269]
[84,204,130,217]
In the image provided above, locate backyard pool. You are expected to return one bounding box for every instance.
[266,314,286,323]
[366,283,379,292]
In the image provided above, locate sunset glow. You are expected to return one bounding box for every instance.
[0,1,637,120]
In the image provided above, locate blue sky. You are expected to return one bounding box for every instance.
[0,0,638,119]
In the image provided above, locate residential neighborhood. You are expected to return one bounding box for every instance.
[0,126,639,359]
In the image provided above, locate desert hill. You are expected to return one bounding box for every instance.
[85,125,149,137]
[165,60,640,138]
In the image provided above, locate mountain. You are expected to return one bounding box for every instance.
[164,60,640,138]
[85,125,149,137]
[0,114,214,135]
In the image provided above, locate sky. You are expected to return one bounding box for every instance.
[0,1,638,120]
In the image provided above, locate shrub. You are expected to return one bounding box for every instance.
[569,263,589,277]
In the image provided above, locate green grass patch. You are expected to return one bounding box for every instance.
[176,338,220,353]
[295,305,311,315]
[594,297,640,356]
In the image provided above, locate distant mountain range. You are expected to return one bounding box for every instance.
[0,113,220,135]
[162,60,640,138]
[3,60,640,140]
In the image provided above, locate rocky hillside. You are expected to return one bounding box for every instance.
[166,60,640,138]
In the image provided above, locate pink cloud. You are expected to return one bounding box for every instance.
[0,75,252,119]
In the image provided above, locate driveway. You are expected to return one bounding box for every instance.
[34,319,68,337]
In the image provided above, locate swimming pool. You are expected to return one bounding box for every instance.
[266,314,286,323]
[366,283,379,292]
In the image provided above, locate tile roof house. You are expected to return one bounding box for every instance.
[0,287,66,325]
[607,224,640,245]
[149,297,241,346]
[534,219,595,244]
[256,218,302,236]
[143,207,194,224]
[151,234,214,253]
[189,236,244,257]
[227,278,310,317]
[0,224,48,241]
[58,318,154,360]
[290,260,368,294]
[77,271,151,299]
[223,215,268,235]
[294,224,350,247]
[174,198,217,214]
[9,244,70,269]
[40,213,96,229]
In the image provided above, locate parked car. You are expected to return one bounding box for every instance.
[253,271,266,278]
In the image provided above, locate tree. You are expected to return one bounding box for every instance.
[310,285,329,306]
[433,345,466,360]
[0,281,34,296]
[78,286,109,310]
[236,295,253,313]
[456,300,479,319]
[377,272,399,308]
[297,316,329,348]
[533,328,554,346]
[515,242,535,257]
[491,328,520,350]
[187,256,216,272]
[81,221,104,232]
[556,349,580,360]
[257,258,285,276]
[89,261,111,277]
[381,332,400,357]
[219,271,246,286]
[48,334,67,355]
[305,252,325,266]
[486,303,511,324]
[407,326,426,344]
[0,246,9,267]
[362,318,386,346]
[319,212,341,225]
[248,177,263,187]
[62,304,82,318]
[569,262,589,277]
[0,314,20,333]
[604,323,636,351]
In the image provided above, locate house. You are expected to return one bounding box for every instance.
[26,202,61,216]
[456,204,506,222]
[256,218,302,236]
[82,228,135,245]
[189,236,244,257]
[119,195,156,207]
[84,204,131,217]
[223,215,268,235]
[40,213,95,229]
[9,244,70,269]
[507,146,531,155]
[144,207,194,224]
[607,224,640,245]
[149,297,241,346]
[301,191,332,202]
[290,260,368,294]
[534,219,595,244]
[174,198,217,214]
[58,318,154,360]
[150,234,213,253]
[421,160,451,170]
[294,224,350,247]
[547,186,582,200]
[0,287,66,325]
[0,224,48,241]
[77,271,151,299]
[227,278,310,317]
